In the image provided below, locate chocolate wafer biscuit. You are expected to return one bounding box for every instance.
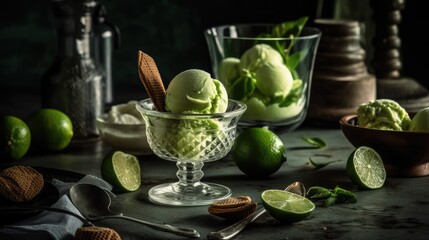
[208,196,257,220]
[210,196,251,209]
[0,165,44,202]
[74,227,121,240]
[137,51,166,111]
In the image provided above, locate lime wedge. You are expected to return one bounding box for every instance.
[101,151,141,192]
[261,189,315,223]
[346,146,386,189]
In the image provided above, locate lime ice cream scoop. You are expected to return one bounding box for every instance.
[217,57,240,88]
[255,62,293,99]
[217,43,303,121]
[357,99,411,131]
[239,44,284,72]
[165,69,228,114]
[410,107,429,131]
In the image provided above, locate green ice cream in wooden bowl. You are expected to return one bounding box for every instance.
[340,99,429,177]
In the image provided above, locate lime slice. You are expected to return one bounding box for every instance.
[346,146,386,189]
[261,189,315,223]
[101,151,141,192]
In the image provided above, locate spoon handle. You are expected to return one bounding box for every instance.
[0,205,94,226]
[207,207,266,240]
[108,215,200,238]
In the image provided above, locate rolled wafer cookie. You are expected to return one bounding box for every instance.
[137,51,166,111]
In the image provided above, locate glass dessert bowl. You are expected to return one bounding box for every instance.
[205,23,321,131]
[136,99,246,206]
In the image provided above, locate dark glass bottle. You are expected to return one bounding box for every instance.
[42,0,104,139]
[92,4,121,105]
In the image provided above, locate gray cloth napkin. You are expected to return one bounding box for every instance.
[0,175,112,240]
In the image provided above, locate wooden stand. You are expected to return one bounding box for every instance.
[370,0,429,112]
[308,19,376,126]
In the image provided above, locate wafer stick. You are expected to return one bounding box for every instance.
[137,51,166,111]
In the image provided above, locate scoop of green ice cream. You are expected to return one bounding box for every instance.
[409,107,429,131]
[357,99,411,131]
[218,57,240,88]
[150,117,224,161]
[239,44,283,72]
[165,69,228,114]
[255,62,293,100]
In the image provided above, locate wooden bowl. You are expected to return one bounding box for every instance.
[339,114,429,177]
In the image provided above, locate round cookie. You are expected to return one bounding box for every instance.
[0,165,44,202]
[208,196,257,220]
[74,227,121,240]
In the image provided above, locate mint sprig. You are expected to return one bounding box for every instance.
[307,186,357,207]
[229,70,256,100]
[257,16,309,110]
[257,16,308,77]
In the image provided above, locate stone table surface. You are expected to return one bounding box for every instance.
[2,127,429,240]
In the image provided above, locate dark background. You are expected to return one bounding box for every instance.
[0,0,426,116]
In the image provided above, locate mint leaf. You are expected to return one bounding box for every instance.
[307,186,331,199]
[324,196,337,207]
[279,80,303,107]
[307,185,357,207]
[229,73,256,100]
[301,136,326,148]
[333,186,357,203]
[256,16,309,80]
[271,16,308,39]
[286,47,309,71]
[308,157,342,170]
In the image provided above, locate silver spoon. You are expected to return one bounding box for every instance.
[207,181,306,240]
[69,183,200,239]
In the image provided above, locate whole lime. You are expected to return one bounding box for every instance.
[232,127,286,177]
[0,116,31,160]
[26,109,73,151]
[410,107,429,131]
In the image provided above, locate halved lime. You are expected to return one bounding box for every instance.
[261,189,315,223]
[101,151,141,192]
[346,146,386,190]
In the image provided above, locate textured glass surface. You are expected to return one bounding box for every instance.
[136,99,246,206]
[137,99,246,162]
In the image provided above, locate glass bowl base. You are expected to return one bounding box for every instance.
[148,182,232,206]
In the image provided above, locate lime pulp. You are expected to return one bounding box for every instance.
[346,146,386,189]
[101,151,141,192]
[261,189,315,223]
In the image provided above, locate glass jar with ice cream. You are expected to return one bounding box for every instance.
[205,17,321,131]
